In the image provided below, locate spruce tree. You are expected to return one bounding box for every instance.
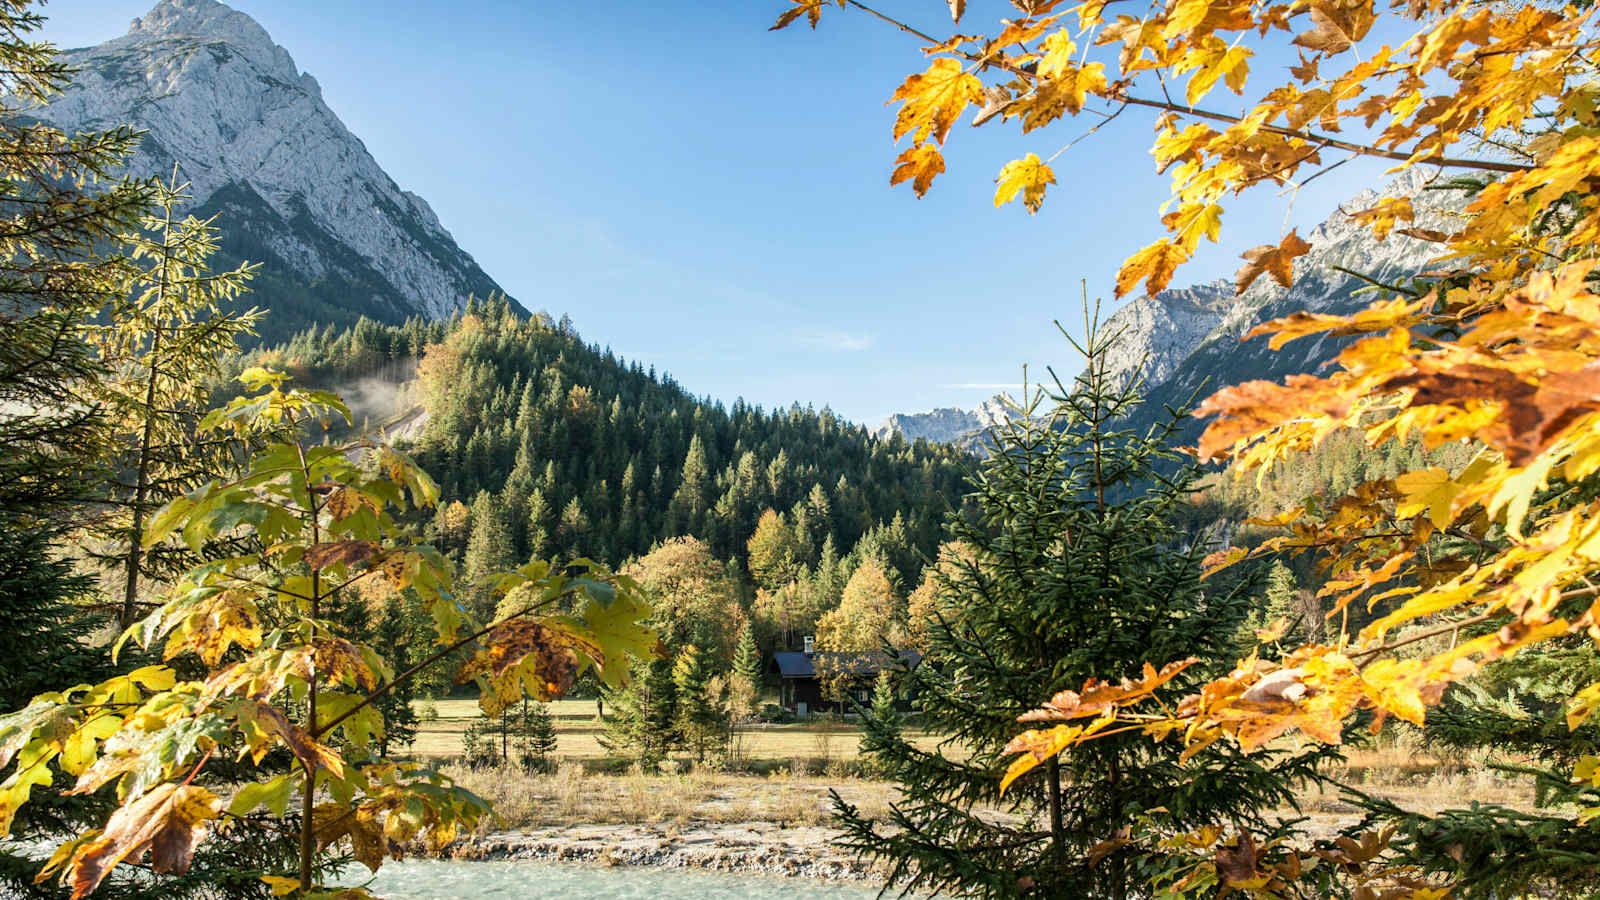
[671,644,727,764]
[516,699,559,773]
[373,594,420,757]
[1352,638,1600,897]
[600,657,677,767]
[733,622,762,690]
[834,313,1333,898]
[0,1,146,526]
[462,489,514,617]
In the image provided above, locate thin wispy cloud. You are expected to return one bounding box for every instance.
[798,330,874,352]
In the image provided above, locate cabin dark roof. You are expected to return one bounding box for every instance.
[771,650,921,679]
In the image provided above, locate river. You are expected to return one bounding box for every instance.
[363,858,884,899]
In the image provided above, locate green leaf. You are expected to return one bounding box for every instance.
[228,774,296,817]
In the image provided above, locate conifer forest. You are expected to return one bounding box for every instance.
[6,1,1600,898]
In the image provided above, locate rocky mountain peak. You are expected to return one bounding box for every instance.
[39,0,514,341]
[121,0,297,82]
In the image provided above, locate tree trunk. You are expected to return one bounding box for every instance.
[1047,756,1065,872]
[1108,754,1124,900]
[119,201,175,628]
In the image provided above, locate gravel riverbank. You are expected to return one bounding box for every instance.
[447,823,879,881]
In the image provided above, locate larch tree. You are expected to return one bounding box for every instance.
[747,508,803,590]
[83,168,262,627]
[623,536,742,660]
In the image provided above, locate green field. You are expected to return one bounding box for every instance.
[410,698,935,762]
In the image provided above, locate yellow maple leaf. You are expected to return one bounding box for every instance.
[1018,61,1108,133]
[1394,467,1463,528]
[994,153,1057,214]
[889,145,945,197]
[1165,202,1224,253]
[1116,239,1191,298]
[1350,196,1415,241]
[889,58,985,146]
[1178,42,1252,105]
[1037,31,1077,79]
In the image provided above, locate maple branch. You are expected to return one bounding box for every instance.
[842,0,939,44]
[1112,96,1530,174]
[310,591,572,740]
[838,1,1534,176]
[1350,612,1494,664]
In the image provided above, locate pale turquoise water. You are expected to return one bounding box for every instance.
[362,859,884,899]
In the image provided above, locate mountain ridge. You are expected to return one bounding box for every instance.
[37,0,513,341]
[878,168,1466,445]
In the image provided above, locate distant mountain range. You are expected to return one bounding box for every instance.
[37,0,512,342]
[873,395,1018,445]
[878,167,1465,446]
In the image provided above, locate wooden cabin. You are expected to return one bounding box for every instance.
[770,647,921,717]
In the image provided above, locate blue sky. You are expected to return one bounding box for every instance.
[40,0,1398,425]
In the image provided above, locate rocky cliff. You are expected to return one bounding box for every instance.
[38,0,512,341]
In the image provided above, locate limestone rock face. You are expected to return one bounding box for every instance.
[1124,167,1464,438]
[38,0,511,337]
[874,396,1017,445]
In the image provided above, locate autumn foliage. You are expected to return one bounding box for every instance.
[775,0,1600,894]
[0,371,657,898]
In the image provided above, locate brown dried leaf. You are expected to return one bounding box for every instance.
[69,784,222,898]
[239,700,344,777]
[1215,830,1262,885]
[1235,229,1312,293]
[303,541,378,572]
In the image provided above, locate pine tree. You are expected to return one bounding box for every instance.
[834,313,1333,899]
[373,595,420,757]
[672,644,727,764]
[600,657,677,767]
[516,699,559,773]
[84,168,261,626]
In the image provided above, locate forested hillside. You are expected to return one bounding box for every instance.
[250,297,972,603]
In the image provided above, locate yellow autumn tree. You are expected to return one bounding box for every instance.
[775,0,1600,893]
[814,558,901,700]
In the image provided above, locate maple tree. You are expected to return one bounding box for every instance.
[773,0,1600,894]
[0,369,658,899]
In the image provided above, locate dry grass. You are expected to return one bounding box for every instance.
[410,700,1532,838]
[1268,743,1535,841]
[440,760,901,831]
[408,698,941,762]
